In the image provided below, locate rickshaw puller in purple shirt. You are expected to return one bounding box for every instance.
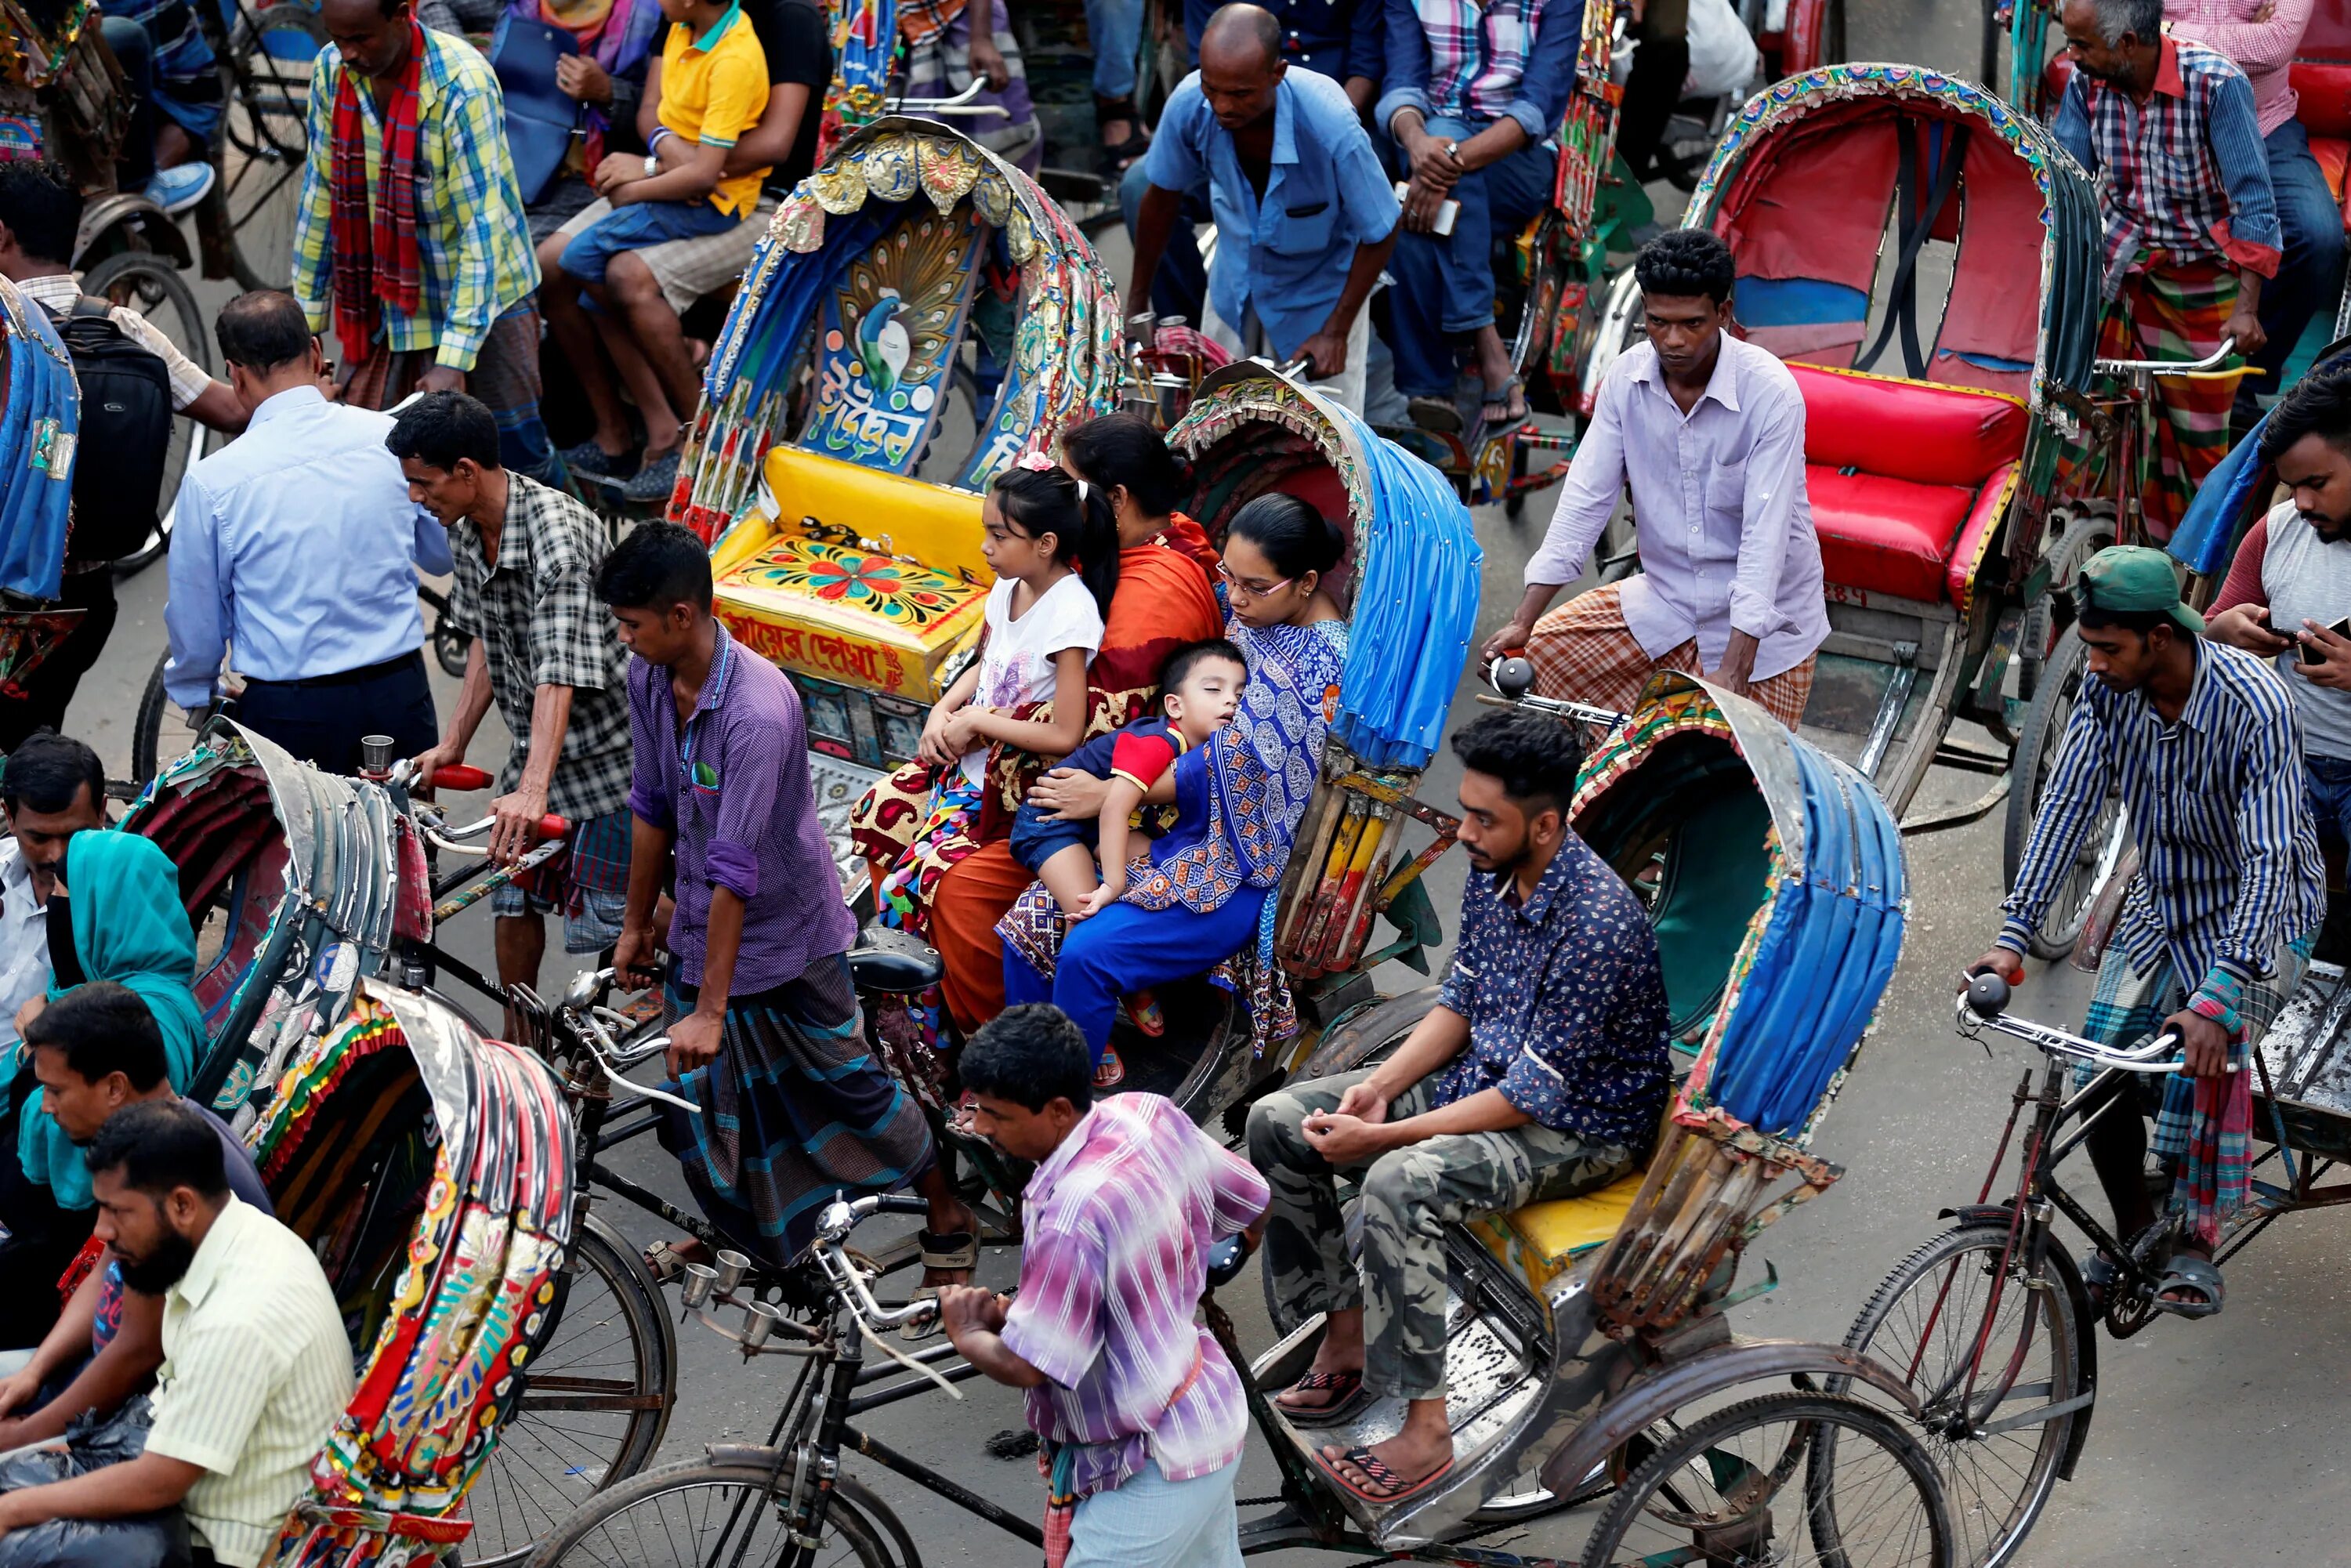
[596,522,979,1295]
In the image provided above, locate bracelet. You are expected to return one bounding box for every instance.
[648,126,675,153]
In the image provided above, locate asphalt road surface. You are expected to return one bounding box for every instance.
[89,3,2351,1559]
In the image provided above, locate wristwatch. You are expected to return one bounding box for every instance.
[643,154,661,178]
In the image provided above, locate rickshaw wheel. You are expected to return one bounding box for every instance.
[2014,513,2114,707]
[526,1458,904,1567]
[215,3,327,292]
[463,1218,678,1566]
[1825,1222,2083,1568]
[2001,630,2119,959]
[1580,1391,1953,1568]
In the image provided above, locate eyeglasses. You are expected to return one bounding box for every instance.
[1215,561,1294,599]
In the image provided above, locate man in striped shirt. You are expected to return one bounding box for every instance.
[1972,546,2324,1319]
[937,1005,1269,1568]
[0,1101,351,1567]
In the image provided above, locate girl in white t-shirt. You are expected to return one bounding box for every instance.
[917,461,1121,787]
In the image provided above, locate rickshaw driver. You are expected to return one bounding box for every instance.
[1481,230,1827,729]
[1246,710,1669,1505]
[1968,547,2324,1320]
[2050,0,2278,541]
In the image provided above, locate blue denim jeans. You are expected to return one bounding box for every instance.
[1385,118,1559,397]
[2254,118,2348,393]
[2307,754,2351,846]
[1121,158,1212,323]
[559,197,740,285]
[1086,0,1143,99]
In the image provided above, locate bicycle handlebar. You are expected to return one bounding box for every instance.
[431,763,493,791]
[1954,971,2204,1074]
[2094,336,2237,378]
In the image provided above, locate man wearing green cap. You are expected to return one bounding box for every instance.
[1969,544,2324,1319]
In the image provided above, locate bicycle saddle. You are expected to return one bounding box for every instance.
[848,928,945,995]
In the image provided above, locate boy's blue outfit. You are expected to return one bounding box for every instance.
[1009,715,1187,874]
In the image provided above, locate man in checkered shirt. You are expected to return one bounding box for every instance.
[388,392,636,1021]
[2052,0,2281,538]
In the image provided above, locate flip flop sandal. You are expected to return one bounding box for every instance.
[643,1240,697,1283]
[1316,1447,1456,1505]
[1121,990,1166,1037]
[1092,1044,1128,1089]
[1275,1369,1372,1428]
[1480,375,1529,429]
[1407,396,1465,435]
[904,1228,980,1342]
[2154,1255,2225,1319]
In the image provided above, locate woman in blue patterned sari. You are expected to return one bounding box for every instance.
[1005,494,1350,1070]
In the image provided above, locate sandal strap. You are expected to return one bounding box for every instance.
[918,1228,980,1269]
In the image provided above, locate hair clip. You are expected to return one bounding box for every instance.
[1014,449,1057,473]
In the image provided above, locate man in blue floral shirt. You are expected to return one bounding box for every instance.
[1246,708,1667,1506]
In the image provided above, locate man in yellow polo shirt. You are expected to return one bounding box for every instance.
[548,0,771,504]
[0,1101,350,1567]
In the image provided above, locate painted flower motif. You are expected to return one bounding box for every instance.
[806,554,904,602]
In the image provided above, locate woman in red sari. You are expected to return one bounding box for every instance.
[853,416,1223,1034]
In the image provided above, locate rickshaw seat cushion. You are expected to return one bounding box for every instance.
[2293,60,2351,140]
[1808,468,1976,603]
[1790,364,2027,487]
[706,449,990,699]
[1469,1168,1650,1287]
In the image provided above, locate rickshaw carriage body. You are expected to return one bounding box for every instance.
[1675,67,2103,829]
[1249,672,1913,1550]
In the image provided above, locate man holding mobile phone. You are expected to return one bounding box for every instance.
[2206,368,2351,846]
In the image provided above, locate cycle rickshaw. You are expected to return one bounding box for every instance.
[1640,66,2136,963]
[527,668,1947,1568]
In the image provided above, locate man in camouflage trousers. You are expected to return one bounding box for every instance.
[1246,711,1670,1505]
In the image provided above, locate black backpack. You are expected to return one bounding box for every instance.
[44,297,174,569]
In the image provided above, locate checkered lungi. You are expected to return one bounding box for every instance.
[1523,581,1816,727]
[2079,257,2238,544]
[343,302,567,489]
[2076,932,2312,1249]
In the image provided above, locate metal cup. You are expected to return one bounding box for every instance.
[359,735,395,779]
[742,1300,786,1351]
[714,1250,751,1295]
[680,1261,718,1309]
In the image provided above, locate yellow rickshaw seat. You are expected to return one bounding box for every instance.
[1478,1170,1648,1270]
[708,448,991,701]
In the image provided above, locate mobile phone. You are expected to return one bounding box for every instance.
[1394,180,1459,237]
[2298,616,2351,664]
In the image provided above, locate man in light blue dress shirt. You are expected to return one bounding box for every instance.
[163,290,454,774]
[1129,5,1399,415]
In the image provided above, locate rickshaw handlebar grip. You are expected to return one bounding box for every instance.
[537,814,569,841]
[2096,336,2237,377]
[433,764,494,791]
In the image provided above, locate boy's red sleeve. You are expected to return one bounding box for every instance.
[1108,730,1181,790]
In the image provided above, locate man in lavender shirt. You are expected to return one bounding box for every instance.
[938,1005,1269,1567]
[596,522,979,1287]
[1483,230,1827,730]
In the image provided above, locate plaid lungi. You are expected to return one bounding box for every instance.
[2077,931,2312,1249]
[1523,582,1816,729]
[2084,258,2239,544]
[343,302,567,489]
[654,953,936,1266]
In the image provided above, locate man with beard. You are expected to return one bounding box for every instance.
[2208,368,2351,847]
[1971,547,2324,1322]
[0,985,273,1453]
[2049,0,2279,540]
[1245,709,1668,1505]
[0,1100,349,1567]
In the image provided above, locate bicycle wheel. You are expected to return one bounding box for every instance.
[2013,513,2113,708]
[2000,628,2121,960]
[1581,1390,1952,1568]
[459,1217,678,1566]
[1827,1223,2081,1568]
[422,585,472,679]
[525,1458,897,1568]
[133,650,212,786]
[215,3,326,291]
[78,252,211,575]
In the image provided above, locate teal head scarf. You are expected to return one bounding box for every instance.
[16,829,204,1210]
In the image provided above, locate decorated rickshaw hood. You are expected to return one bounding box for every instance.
[1681,62,2103,419]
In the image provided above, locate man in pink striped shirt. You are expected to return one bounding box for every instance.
[2168,0,2345,405]
[937,1005,1269,1567]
